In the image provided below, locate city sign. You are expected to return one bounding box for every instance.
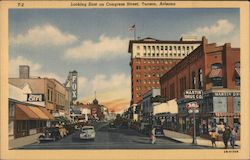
[184,89,203,99]
[27,94,44,102]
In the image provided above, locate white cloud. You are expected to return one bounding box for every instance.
[9,56,64,83]
[10,24,77,46]
[182,19,239,47]
[185,19,235,37]
[64,35,130,60]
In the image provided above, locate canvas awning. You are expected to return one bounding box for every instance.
[209,69,222,78]
[39,107,54,120]
[29,106,50,120]
[235,68,240,77]
[15,104,39,120]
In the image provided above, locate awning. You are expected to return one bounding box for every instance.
[209,69,222,78]
[39,107,54,120]
[235,68,240,77]
[214,112,240,117]
[15,104,40,120]
[29,106,50,120]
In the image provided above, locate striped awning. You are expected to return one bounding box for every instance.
[209,69,222,78]
[29,106,50,120]
[235,68,240,76]
[15,104,40,120]
[39,107,54,120]
[214,112,240,117]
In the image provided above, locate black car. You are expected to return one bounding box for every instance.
[109,122,116,128]
[154,125,164,137]
[39,127,61,142]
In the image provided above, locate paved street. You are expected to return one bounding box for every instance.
[18,122,210,149]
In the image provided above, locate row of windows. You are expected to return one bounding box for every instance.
[135,59,178,64]
[135,73,164,79]
[136,66,171,72]
[137,45,195,51]
[136,52,189,58]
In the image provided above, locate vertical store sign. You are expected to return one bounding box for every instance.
[72,75,77,101]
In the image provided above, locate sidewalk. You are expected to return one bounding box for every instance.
[163,129,240,149]
[9,133,42,149]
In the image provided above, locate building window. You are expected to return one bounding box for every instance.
[191,71,196,89]
[210,63,223,87]
[198,68,203,89]
[165,53,168,57]
[47,88,53,102]
[178,46,181,50]
[169,46,172,51]
[235,62,240,86]
[137,46,140,50]
[165,46,168,50]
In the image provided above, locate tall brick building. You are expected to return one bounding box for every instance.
[160,37,240,133]
[128,37,202,105]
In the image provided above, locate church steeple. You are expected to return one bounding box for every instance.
[93,91,98,105]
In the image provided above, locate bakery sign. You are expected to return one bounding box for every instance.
[27,94,44,102]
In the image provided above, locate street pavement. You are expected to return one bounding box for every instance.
[18,122,209,150]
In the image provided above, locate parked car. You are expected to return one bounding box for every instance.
[154,125,164,137]
[38,127,61,142]
[79,126,96,140]
[109,121,116,128]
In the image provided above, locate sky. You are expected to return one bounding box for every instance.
[9,8,240,112]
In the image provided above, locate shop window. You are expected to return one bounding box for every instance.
[17,121,27,132]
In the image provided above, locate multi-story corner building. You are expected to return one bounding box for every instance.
[128,37,202,105]
[9,66,69,117]
[160,37,240,134]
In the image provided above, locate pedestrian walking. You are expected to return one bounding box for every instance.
[151,127,156,144]
[222,126,231,149]
[210,129,217,148]
[230,128,237,149]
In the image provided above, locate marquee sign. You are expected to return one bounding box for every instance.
[72,75,77,100]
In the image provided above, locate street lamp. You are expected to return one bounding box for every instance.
[187,102,199,145]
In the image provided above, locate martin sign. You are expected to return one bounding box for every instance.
[184,89,203,100]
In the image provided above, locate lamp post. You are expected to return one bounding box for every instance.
[187,102,199,145]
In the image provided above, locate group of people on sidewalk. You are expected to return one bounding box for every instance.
[209,126,238,149]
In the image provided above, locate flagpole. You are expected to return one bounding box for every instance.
[134,27,136,40]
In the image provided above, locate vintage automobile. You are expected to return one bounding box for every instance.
[79,126,96,140]
[38,127,61,142]
[109,121,116,128]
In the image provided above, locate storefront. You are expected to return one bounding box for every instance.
[201,90,240,129]
[9,99,53,139]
